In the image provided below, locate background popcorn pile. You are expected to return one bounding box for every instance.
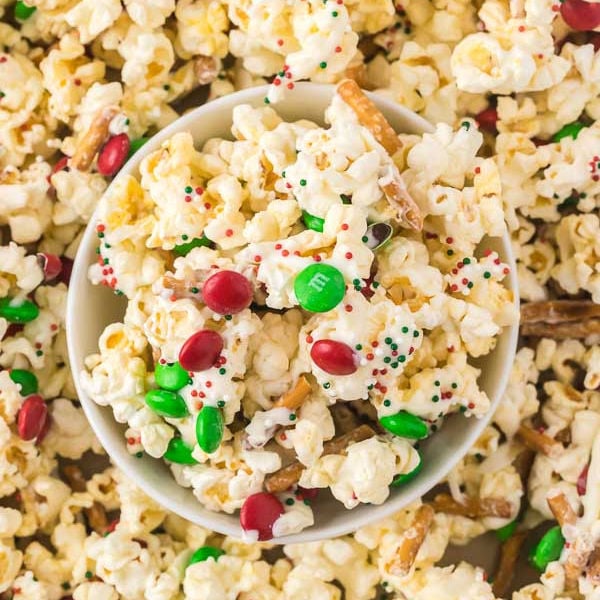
[0,0,599,598]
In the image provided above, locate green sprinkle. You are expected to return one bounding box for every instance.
[332,10,338,16]
[289,413,297,421]
[355,344,363,350]
[135,451,143,458]
[390,343,398,350]
[163,84,171,90]
[401,326,409,334]
[191,287,199,294]
[461,121,471,130]
[182,234,189,241]
[285,498,295,506]
[35,350,43,357]
[467,282,474,289]
[384,337,393,344]
[434,380,440,386]
[340,194,351,204]
[217,400,225,408]
[361,236,369,243]
[84,571,93,579]
[61,582,70,590]
[390,362,398,369]
[95,247,101,254]
[432,395,439,403]
[447,249,454,256]
[463,257,471,265]
[185,186,193,194]
[304,499,311,505]
[451,383,458,389]
[383,399,391,407]
[413,331,420,338]
[103,258,109,265]
[323,382,331,389]
[264,97,270,104]
[97,232,104,238]
[219,368,226,375]
[299,179,307,186]
[105,243,111,249]
[224,315,232,321]
[460,406,467,413]
[383,357,391,364]
[484,271,491,279]
[319,61,327,69]
[398,355,406,363]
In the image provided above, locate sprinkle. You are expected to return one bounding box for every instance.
[468,402,475,409]
[432,395,439,403]
[463,258,471,265]
[289,413,297,421]
[217,400,225,408]
[264,97,270,104]
[345,304,353,312]
[182,234,189,241]
[219,368,226,375]
[185,186,193,193]
[85,571,93,579]
[287,82,294,90]
[398,355,406,363]
[286,498,295,505]
[385,337,392,344]
[195,187,204,195]
[345,252,353,259]
[254,255,262,263]
[323,382,331,389]
[277,39,284,46]
[225,229,233,237]
[273,78,281,86]
[413,330,420,338]
[184,195,192,202]
[191,287,199,294]
[467,282,474,289]
[205,381,212,388]
[447,249,454,256]
[446,237,453,244]
[335,46,342,53]
[332,10,338,15]
[518,25,525,31]
[355,344,363,350]
[313,254,322,261]
[401,326,409,334]
[282,249,290,257]
[451,382,458,389]
[474,166,481,174]
[299,179,307,186]
[341,223,349,230]
[319,61,327,69]
[275,243,282,250]
[384,357,391,364]
[306,335,314,343]
[483,271,491,279]
[366,353,374,360]
[135,452,143,458]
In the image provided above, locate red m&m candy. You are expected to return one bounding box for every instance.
[240,492,285,541]
[17,394,48,441]
[310,339,358,375]
[202,270,253,315]
[561,0,600,30]
[179,330,224,372]
[97,133,130,177]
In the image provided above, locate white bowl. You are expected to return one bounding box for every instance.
[67,83,519,544]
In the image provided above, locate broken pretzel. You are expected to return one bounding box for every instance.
[387,504,435,576]
[430,493,513,519]
[265,424,375,493]
[273,376,312,410]
[492,530,528,598]
[521,300,600,339]
[517,424,563,458]
[71,106,119,171]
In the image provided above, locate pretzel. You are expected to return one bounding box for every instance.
[337,79,403,156]
[547,492,578,527]
[330,402,361,434]
[492,530,527,598]
[70,106,119,171]
[62,464,87,492]
[273,376,311,410]
[517,424,563,458]
[586,544,600,584]
[387,504,435,576]
[380,176,424,231]
[194,55,218,85]
[521,300,600,324]
[430,493,513,519]
[265,424,375,493]
[521,300,600,338]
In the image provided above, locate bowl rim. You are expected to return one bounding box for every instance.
[66,82,519,544]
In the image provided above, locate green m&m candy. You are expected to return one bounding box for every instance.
[188,546,225,566]
[294,264,345,313]
[495,519,518,542]
[391,454,422,487]
[173,235,211,257]
[163,437,197,464]
[155,361,189,391]
[196,406,223,454]
[0,297,39,323]
[145,389,189,418]
[379,411,429,440]
[530,525,565,572]
[552,121,585,143]
[9,369,38,396]
[302,211,325,232]
[127,137,150,159]
[14,1,36,20]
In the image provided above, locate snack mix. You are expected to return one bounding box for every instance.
[0,0,599,597]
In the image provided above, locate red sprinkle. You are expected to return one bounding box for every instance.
[282,249,290,257]
[341,223,349,230]
[344,304,353,312]
[345,252,353,259]
[225,229,233,237]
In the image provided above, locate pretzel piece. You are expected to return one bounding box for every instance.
[337,79,402,156]
[547,491,577,527]
[517,424,563,458]
[264,424,375,493]
[586,544,600,584]
[521,320,600,339]
[387,504,435,576]
[380,176,424,231]
[492,530,527,598]
[273,376,311,410]
[430,493,513,519]
[71,106,119,171]
[521,301,600,324]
